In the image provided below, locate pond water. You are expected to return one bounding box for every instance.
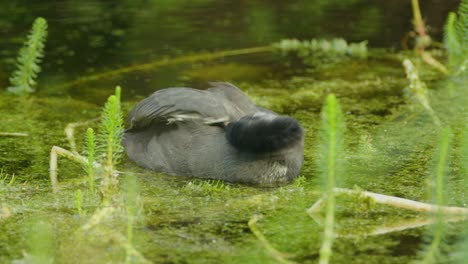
[1,0,467,263]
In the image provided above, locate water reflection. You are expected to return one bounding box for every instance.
[0,0,461,99]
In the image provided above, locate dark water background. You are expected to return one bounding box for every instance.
[0,0,460,99]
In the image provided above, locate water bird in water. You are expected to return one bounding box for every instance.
[123,82,304,186]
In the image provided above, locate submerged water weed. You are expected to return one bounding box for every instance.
[444,13,463,71]
[274,38,368,59]
[451,125,468,263]
[402,59,441,127]
[418,128,452,264]
[85,128,96,192]
[443,0,468,72]
[316,94,345,264]
[49,86,124,197]
[7,17,48,95]
[98,86,124,173]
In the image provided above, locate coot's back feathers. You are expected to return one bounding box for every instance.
[126,82,258,131]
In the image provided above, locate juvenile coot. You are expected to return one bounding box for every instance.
[123,82,304,186]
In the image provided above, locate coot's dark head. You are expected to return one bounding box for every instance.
[225,112,304,153]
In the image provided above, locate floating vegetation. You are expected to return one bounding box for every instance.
[7,17,48,95]
[273,38,368,58]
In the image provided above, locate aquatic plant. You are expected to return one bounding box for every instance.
[450,125,468,263]
[49,86,124,195]
[410,0,431,51]
[418,127,452,263]
[444,13,463,70]
[316,94,345,264]
[85,128,96,192]
[455,0,468,56]
[97,86,124,202]
[408,0,449,74]
[7,17,48,95]
[98,86,124,173]
[274,38,368,58]
[444,0,468,72]
[402,59,441,127]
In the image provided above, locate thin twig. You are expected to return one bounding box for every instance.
[65,118,100,153]
[307,188,468,216]
[311,214,468,238]
[0,132,28,137]
[49,146,102,192]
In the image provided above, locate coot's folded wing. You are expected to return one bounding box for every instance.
[127,87,232,131]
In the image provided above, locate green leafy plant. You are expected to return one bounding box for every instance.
[97,86,124,173]
[317,94,345,264]
[49,86,124,197]
[444,0,468,72]
[85,128,96,192]
[96,86,124,202]
[7,17,48,95]
[418,128,452,263]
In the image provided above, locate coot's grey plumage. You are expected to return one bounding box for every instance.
[123,82,304,186]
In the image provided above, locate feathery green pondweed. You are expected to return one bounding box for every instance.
[455,0,468,54]
[450,125,468,263]
[444,13,463,70]
[97,86,124,173]
[444,0,468,72]
[317,94,345,264]
[7,17,48,95]
[419,127,452,264]
[85,128,96,192]
[97,86,124,202]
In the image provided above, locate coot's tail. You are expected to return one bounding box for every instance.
[225,112,304,153]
